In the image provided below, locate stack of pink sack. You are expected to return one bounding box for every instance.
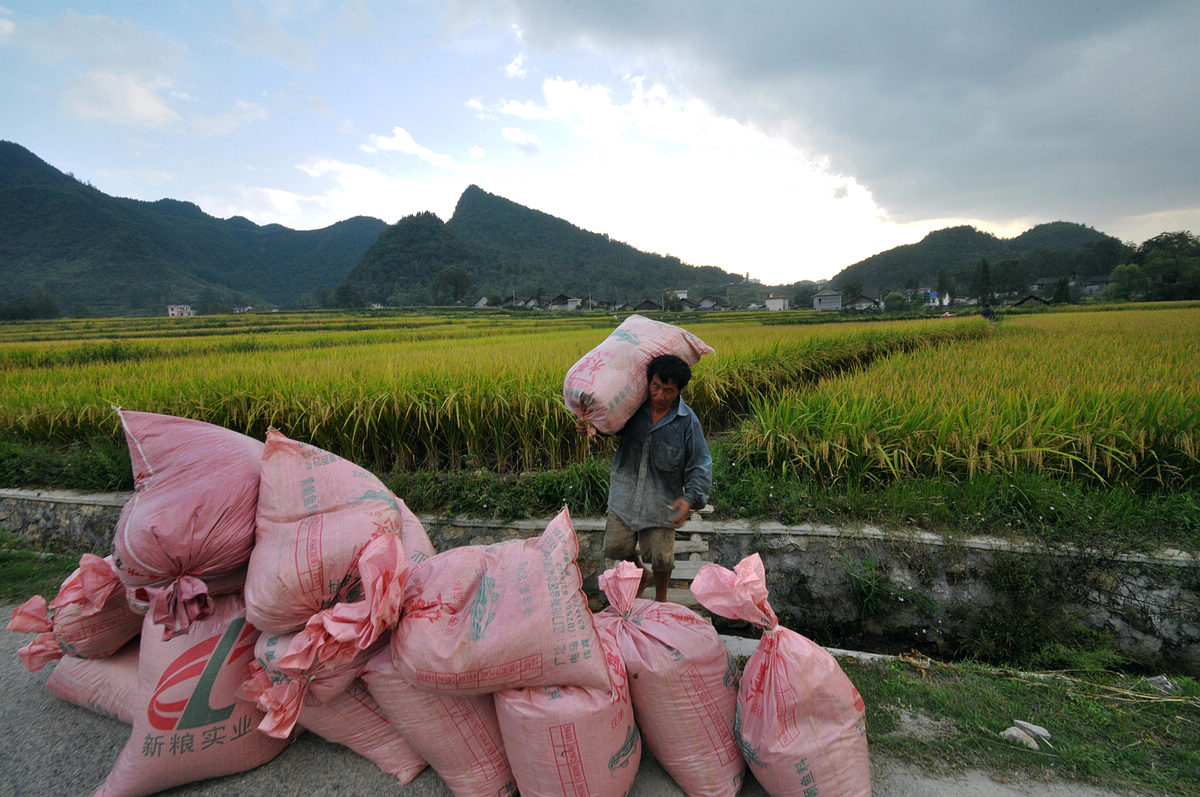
[363,505,634,797]
[563,314,714,436]
[692,553,873,797]
[6,407,878,797]
[595,561,745,797]
[6,553,141,672]
[112,410,263,639]
[5,412,445,795]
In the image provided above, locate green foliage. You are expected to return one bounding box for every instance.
[0,436,132,491]
[883,291,908,311]
[1131,231,1200,302]
[0,287,60,320]
[0,530,79,600]
[846,657,1200,795]
[845,557,895,616]
[341,185,747,308]
[385,461,610,519]
[832,222,1123,301]
[0,141,386,316]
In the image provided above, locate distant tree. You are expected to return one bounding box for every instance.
[936,268,949,301]
[334,282,363,308]
[969,258,993,304]
[947,276,958,305]
[27,287,61,319]
[793,286,817,309]
[1107,263,1149,301]
[432,265,470,304]
[995,259,1028,297]
[1134,231,1200,262]
[197,288,231,315]
[839,281,863,301]
[69,302,95,318]
[1052,277,1071,304]
[883,291,908,312]
[1075,237,1130,278]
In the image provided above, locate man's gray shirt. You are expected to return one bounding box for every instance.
[608,397,712,531]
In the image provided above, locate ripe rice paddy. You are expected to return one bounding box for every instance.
[0,304,1196,491]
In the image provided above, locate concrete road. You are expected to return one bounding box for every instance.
[0,603,1145,797]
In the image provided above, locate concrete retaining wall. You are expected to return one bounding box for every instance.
[3,488,1197,675]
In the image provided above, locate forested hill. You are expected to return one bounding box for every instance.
[0,141,387,316]
[831,222,1126,296]
[338,185,742,306]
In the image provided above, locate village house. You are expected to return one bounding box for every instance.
[697,296,731,310]
[167,304,195,317]
[812,288,842,311]
[764,295,790,311]
[845,294,881,311]
[546,294,581,311]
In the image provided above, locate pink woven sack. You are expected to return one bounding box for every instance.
[7,553,142,671]
[596,561,744,797]
[46,638,140,724]
[494,626,640,797]
[691,554,871,797]
[563,314,714,436]
[239,629,387,738]
[295,678,427,785]
[244,430,407,661]
[93,593,290,796]
[363,649,516,797]
[112,409,262,639]
[240,646,427,785]
[391,506,609,695]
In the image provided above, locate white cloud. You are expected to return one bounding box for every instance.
[476,1,1200,237]
[477,76,969,281]
[497,98,557,121]
[470,145,486,159]
[361,126,462,169]
[201,157,464,229]
[505,52,527,78]
[501,127,541,153]
[62,72,181,127]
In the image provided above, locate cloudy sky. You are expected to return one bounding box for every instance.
[2,1,1197,284]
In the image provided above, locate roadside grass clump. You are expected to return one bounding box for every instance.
[0,530,79,601]
[846,653,1200,796]
[0,436,131,492]
[385,460,610,519]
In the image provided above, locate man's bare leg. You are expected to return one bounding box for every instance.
[653,570,670,602]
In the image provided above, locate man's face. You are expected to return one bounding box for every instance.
[648,374,680,415]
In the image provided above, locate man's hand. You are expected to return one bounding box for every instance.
[575,418,595,437]
[667,497,691,529]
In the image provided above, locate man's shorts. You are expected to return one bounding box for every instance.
[604,513,674,574]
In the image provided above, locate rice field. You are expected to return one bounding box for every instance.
[1,305,1196,490]
[0,311,988,472]
[730,306,1200,488]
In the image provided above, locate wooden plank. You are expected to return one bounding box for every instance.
[670,559,714,581]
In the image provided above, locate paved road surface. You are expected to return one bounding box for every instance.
[0,603,1147,796]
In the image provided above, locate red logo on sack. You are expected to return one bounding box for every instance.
[147,618,256,731]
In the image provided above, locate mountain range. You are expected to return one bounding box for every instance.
[1,140,1126,316]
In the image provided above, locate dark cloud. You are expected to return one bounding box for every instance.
[465,0,1200,234]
